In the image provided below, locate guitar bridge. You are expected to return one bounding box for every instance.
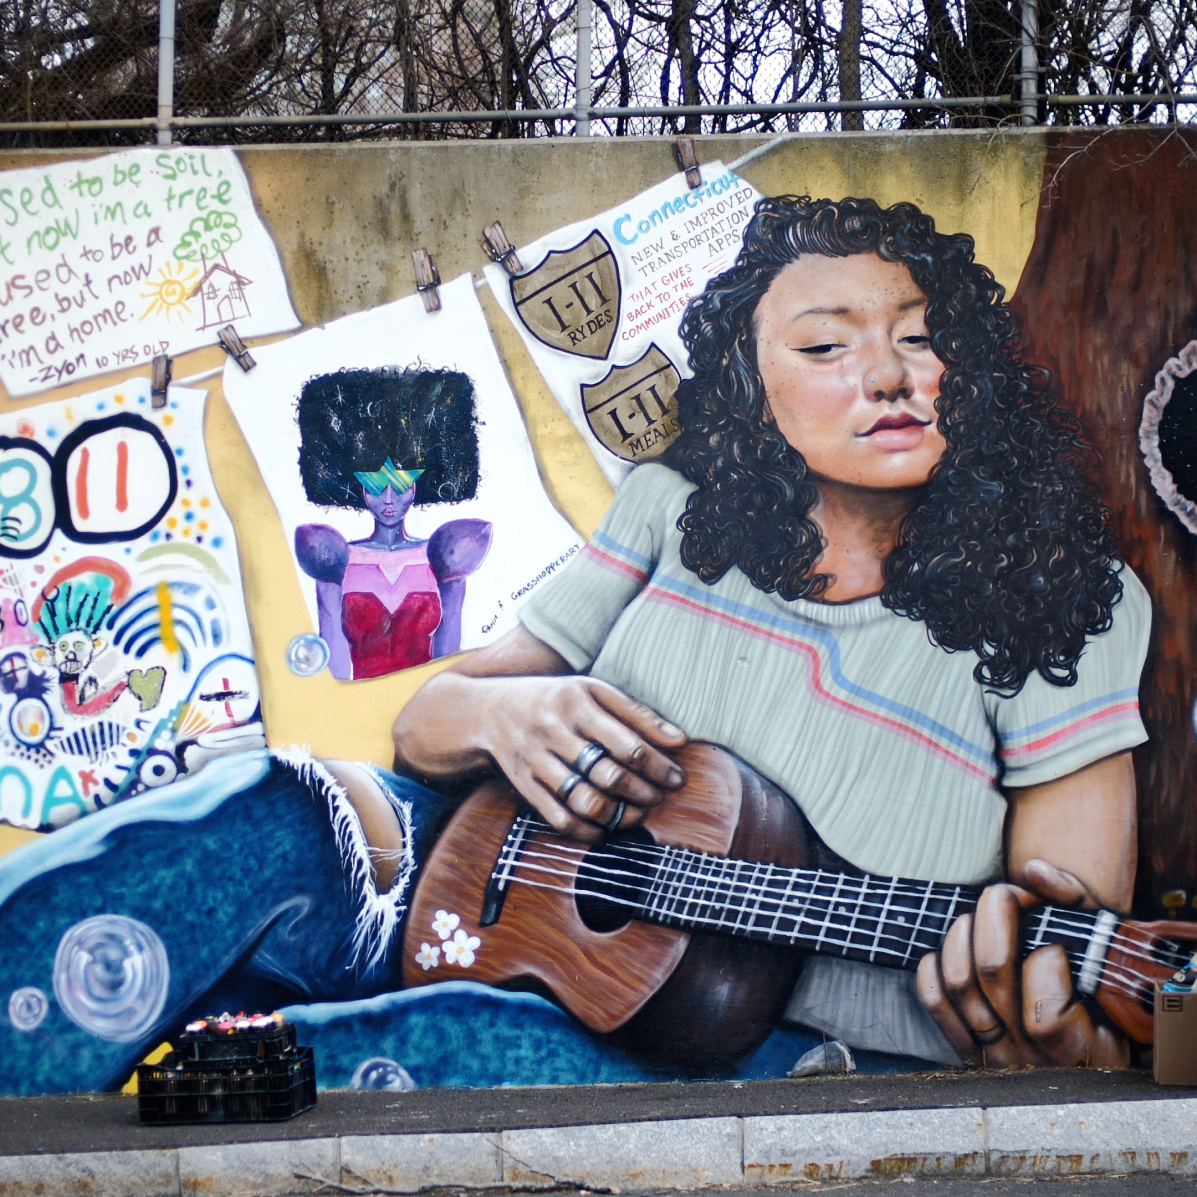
[480,811,539,926]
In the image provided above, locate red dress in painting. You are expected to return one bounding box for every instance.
[340,543,443,679]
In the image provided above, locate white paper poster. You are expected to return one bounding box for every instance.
[486,162,762,486]
[225,274,582,682]
[0,148,299,397]
[0,380,261,831]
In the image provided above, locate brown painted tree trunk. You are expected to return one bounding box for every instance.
[1009,128,1197,918]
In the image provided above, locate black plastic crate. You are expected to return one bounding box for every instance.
[177,1021,297,1063]
[136,1046,316,1124]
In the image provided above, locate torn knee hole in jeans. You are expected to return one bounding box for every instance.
[275,749,415,973]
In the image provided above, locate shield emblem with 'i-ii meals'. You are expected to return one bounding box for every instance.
[581,344,681,462]
[511,231,621,360]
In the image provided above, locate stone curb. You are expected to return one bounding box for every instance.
[0,1098,1195,1195]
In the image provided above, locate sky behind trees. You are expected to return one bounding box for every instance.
[2,0,1196,142]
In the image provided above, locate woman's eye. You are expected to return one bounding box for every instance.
[899,335,931,347]
[796,342,844,355]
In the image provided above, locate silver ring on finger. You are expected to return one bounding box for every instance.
[973,1022,1007,1046]
[556,772,585,805]
[574,741,606,778]
[605,800,627,831]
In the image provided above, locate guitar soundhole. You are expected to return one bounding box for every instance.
[575,828,657,933]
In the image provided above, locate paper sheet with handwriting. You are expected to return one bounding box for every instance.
[485,163,761,486]
[0,148,298,397]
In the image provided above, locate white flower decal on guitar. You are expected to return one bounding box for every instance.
[414,942,441,971]
[443,927,481,968]
[431,909,460,940]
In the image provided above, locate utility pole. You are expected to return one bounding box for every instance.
[575,0,592,136]
[157,0,176,145]
[1019,0,1039,126]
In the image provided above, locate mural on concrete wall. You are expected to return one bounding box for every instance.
[6,133,1197,1097]
[0,380,260,835]
[0,148,299,398]
[224,275,581,681]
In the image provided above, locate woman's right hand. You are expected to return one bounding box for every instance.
[477,674,687,839]
[392,626,688,841]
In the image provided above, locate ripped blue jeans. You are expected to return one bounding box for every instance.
[0,748,917,1095]
[0,749,459,1094]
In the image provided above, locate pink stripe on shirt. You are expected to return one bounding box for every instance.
[1002,700,1140,759]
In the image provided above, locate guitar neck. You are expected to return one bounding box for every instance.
[630,843,979,967]
[592,840,1116,989]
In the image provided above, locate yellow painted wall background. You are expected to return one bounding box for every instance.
[0,130,1047,799]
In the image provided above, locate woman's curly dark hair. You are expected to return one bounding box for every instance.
[660,194,1122,693]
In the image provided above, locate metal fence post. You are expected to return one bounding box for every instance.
[575,0,593,136]
[157,0,176,145]
[1019,0,1039,125]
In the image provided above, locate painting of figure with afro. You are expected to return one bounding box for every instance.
[295,368,493,680]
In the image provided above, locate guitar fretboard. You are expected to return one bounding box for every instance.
[628,842,974,967]
[490,814,1179,993]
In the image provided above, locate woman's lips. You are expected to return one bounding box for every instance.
[859,411,931,449]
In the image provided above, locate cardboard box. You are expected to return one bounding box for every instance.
[1154,985,1197,1084]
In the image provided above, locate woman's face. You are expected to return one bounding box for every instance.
[363,483,416,527]
[754,251,947,490]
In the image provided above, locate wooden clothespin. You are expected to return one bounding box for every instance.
[412,248,442,313]
[674,136,702,189]
[151,354,173,410]
[481,221,523,276]
[217,325,256,373]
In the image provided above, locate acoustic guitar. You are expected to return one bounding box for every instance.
[402,743,1196,1067]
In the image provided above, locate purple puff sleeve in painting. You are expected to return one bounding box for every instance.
[428,519,493,657]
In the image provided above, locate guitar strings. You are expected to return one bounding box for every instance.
[1027,909,1189,971]
[498,840,1172,990]
[503,870,944,959]
[507,832,975,908]
[508,851,986,960]
[502,830,1183,973]
[511,839,976,941]
[496,869,1153,1006]
[495,870,1152,1004]
[509,843,953,944]
[503,814,1188,970]
[499,862,1153,1004]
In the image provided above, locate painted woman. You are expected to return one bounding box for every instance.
[293,369,492,680]
[395,196,1151,1068]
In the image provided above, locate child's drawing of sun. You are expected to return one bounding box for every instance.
[140,260,200,324]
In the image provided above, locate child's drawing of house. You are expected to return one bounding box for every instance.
[191,254,253,330]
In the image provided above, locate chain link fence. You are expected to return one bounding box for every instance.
[3,0,1197,145]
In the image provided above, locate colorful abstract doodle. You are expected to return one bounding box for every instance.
[0,381,259,830]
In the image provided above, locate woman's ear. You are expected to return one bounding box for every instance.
[761,400,776,426]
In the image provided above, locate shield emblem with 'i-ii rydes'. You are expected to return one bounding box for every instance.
[581,344,681,462]
[511,231,621,360]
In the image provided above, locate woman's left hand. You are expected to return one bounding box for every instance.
[915,858,1129,1067]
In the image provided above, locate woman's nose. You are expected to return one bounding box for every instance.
[864,347,911,402]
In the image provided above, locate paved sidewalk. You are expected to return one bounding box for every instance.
[2,1069,1196,1196]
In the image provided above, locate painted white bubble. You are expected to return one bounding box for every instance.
[8,986,49,1031]
[53,915,170,1043]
